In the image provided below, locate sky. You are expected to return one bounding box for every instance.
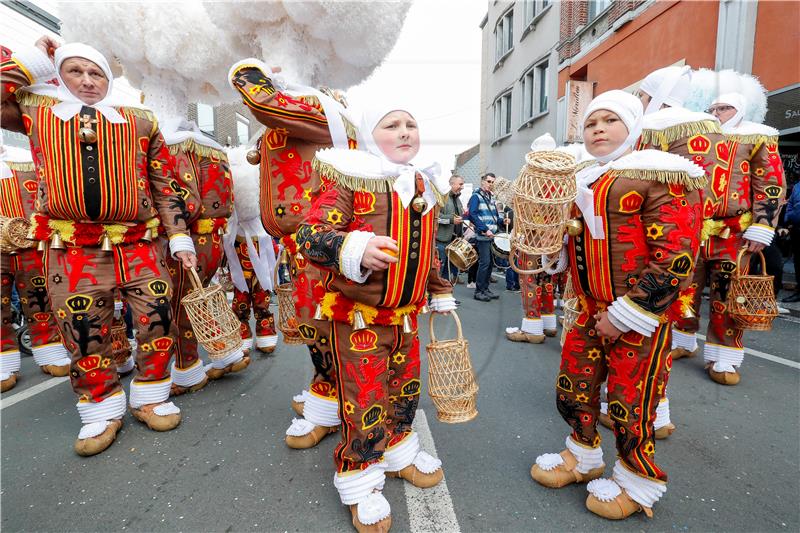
[346,0,486,173]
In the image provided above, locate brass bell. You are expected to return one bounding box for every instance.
[410,196,426,213]
[313,304,325,321]
[402,314,414,334]
[100,233,113,252]
[718,227,731,240]
[49,232,65,250]
[79,127,97,144]
[142,228,153,242]
[280,248,290,266]
[682,305,696,320]
[37,239,47,252]
[565,218,584,237]
[352,310,367,331]
[246,149,261,165]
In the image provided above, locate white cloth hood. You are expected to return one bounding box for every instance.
[640,65,692,115]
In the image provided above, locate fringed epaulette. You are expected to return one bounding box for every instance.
[168,137,227,160]
[575,160,596,173]
[299,95,323,111]
[119,106,156,123]
[5,161,34,172]
[311,157,396,193]
[607,168,708,192]
[432,185,446,207]
[342,114,358,143]
[727,133,779,145]
[14,91,57,108]
[640,119,721,147]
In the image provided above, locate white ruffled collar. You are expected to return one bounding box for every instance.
[607,149,705,177]
[315,148,447,214]
[724,120,779,137]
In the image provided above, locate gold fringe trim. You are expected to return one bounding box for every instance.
[14,91,57,107]
[342,114,358,142]
[121,106,156,123]
[312,159,396,193]
[319,292,419,326]
[299,95,322,110]
[6,161,34,172]
[167,138,226,159]
[727,133,778,146]
[700,212,752,242]
[640,120,721,146]
[607,169,708,191]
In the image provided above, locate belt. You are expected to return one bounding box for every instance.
[30,214,159,247]
[700,212,752,242]
[318,291,424,327]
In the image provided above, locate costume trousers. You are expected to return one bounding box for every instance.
[517,253,557,333]
[673,234,749,365]
[1,254,21,378]
[231,237,276,345]
[10,249,65,356]
[291,249,336,400]
[558,297,670,482]
[44,241,176,403]
[167,232,225,369]
[330,319,420,473]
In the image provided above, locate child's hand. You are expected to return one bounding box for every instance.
[362,236,399,271]
[593,311,623,341]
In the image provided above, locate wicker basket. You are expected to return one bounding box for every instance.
[726,248,777,331]
[275,264,303,344]
[426,311,478,424]
[560,276,580,347]
[511,150,577,257]
[110,319,130,364]
[0,216,33,253]
[216,264,235,292]
[181,268,243,360]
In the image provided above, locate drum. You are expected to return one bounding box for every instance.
[491,233,511,262]
[445,237,478,271]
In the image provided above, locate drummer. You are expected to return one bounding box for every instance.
[436,174,466,282]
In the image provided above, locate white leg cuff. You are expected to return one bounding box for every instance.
[293,390,309,404]
[704,343,744,372]
[521,318,544,335]
[117,355,135,374]
[671,329,697,351]
[302,391,340,427]
[241,337,254,352]
[542,314,557,330]
[384,432,421,471]
[612,460,666,508]
[566,435,604,473]
[32,342,72,367]
[355,492,391,526]
[654,398,671,430]
[333,462,387,505]
[208,347,245,369]
[128,337,138,353]
[0,351,21,373]
[76,391,127,424]
[171,360,207,387]
[129,379,172,408]
[256,334,279,348]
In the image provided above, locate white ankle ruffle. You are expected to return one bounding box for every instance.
[654,398,671,430]
[78,420,112,440]
[356,492,391,525]
[303,391,340,427]
[76,391,126,424]
[334,463,387,505]
[671,329,697,351]
[521,318,544,335]
[285,417,316,437]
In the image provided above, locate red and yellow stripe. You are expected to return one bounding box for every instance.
[0,175,25,218]
[584,175,615,302]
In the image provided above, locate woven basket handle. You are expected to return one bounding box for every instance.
[429,310,463,344]
[509,245,545,275]
[188,267,203,290]
[736,246,763,276]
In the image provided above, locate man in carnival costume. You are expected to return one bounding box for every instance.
[228,58,358,449]
[1,37,195,455]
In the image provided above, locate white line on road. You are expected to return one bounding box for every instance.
[0,376,70,410]
[407,409,461,533]
[696,334,800,370]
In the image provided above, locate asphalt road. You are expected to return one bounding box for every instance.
[2,279,799,532]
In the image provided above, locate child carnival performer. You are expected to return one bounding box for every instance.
[530,91,705,520]
[506,136,593,344]
[159,117,244,396]
[1,37,196,456]
[673,83,785,385]
[599,66,725,437]
[222,146,278,356]
[228,58,358,449]
[1,140,73,391]
[297,102,456,532]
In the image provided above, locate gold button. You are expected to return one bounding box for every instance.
[578,265,584,270]
[412,231,420,238]
[88,166,96,173]
[576,246,582,252]
[88,178,96,184]
[86,146,93,151]
[410,252,418,259]
[411,242,418,249]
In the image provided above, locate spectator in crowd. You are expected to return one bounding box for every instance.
[783,182,800,302]
[467,173,500,302]
[436,174,465,282]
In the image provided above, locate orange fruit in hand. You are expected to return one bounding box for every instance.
[381,248,398,258]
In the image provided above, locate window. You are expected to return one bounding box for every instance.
[523,0,551,25]
[494,8,514,62]
[196,103,215,135]
[236,113,250,145]
[494,91,512,140]
[521,59,549,122]
[588,0,612,21]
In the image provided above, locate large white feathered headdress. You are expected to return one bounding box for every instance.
[684,69,768,123]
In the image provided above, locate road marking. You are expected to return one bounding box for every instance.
[1,376,70,410]
[407,409,461,533]
[696,334,800,370]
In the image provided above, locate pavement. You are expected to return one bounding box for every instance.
[1,277,799,532]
